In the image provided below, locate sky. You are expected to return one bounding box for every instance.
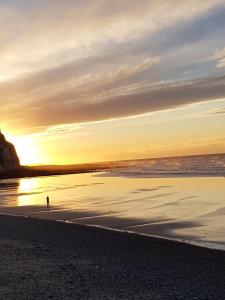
[0,0,225,165]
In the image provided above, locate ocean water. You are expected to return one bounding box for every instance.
[0,154,225,250]
[111,153,225,177]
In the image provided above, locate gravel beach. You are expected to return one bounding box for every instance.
[0,214,224,299]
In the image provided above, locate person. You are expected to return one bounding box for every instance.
[46,196,50,208]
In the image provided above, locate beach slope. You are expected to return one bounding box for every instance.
[0,214,224,299]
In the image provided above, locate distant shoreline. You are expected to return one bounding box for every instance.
[1,151,225,180]
[1,166,225,180]
[0,163,122,180]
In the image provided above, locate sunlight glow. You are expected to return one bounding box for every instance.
[19,178,37,193]
[17,178,38,206]
[9,135,43,165]
[4,97,225,165]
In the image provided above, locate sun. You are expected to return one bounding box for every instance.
[7,135,43,166]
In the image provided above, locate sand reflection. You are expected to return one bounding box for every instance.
[0,179,20,207]
[0,173,224,250]
[17,178,40,206]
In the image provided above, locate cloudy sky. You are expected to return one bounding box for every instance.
[1,0,225,165]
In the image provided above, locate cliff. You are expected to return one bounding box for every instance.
[0,131,20,173]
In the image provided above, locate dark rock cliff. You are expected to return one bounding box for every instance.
[0,131,20,173]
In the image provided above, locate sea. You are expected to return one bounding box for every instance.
[0,153,225,250]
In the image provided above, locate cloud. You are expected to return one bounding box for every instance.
[203,107,225,115]
[1,0,225,134]
[0,0,223,79]
[1,74,225,132]
[210,47,225,68]
[46,123,81,134]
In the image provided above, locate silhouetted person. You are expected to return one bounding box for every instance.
[46,196,50,208]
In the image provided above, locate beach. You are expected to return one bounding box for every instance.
[0,214,224,299]
[1,171,225,250]
[0,156,225,299]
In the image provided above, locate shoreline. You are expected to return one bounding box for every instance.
[2,211,224,252]
[1,167,225,180]
[1,212,225,254]
[1,151,225,180]
[0,212,225,253]
[0,165,117,180]
[1,212,220,252]
[0,213,224,299]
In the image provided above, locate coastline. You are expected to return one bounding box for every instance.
[1,152,225,180]
[0,214,224,299]
[0,164,120,180]
[1,166,225,180]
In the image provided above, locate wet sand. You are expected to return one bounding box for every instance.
[1,174,224,250]
[0,214,224,299]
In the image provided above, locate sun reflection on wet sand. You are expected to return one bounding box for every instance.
[18,178,39,206]
[0,173,224,250]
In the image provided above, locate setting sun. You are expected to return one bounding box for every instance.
[8,135,43,165]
